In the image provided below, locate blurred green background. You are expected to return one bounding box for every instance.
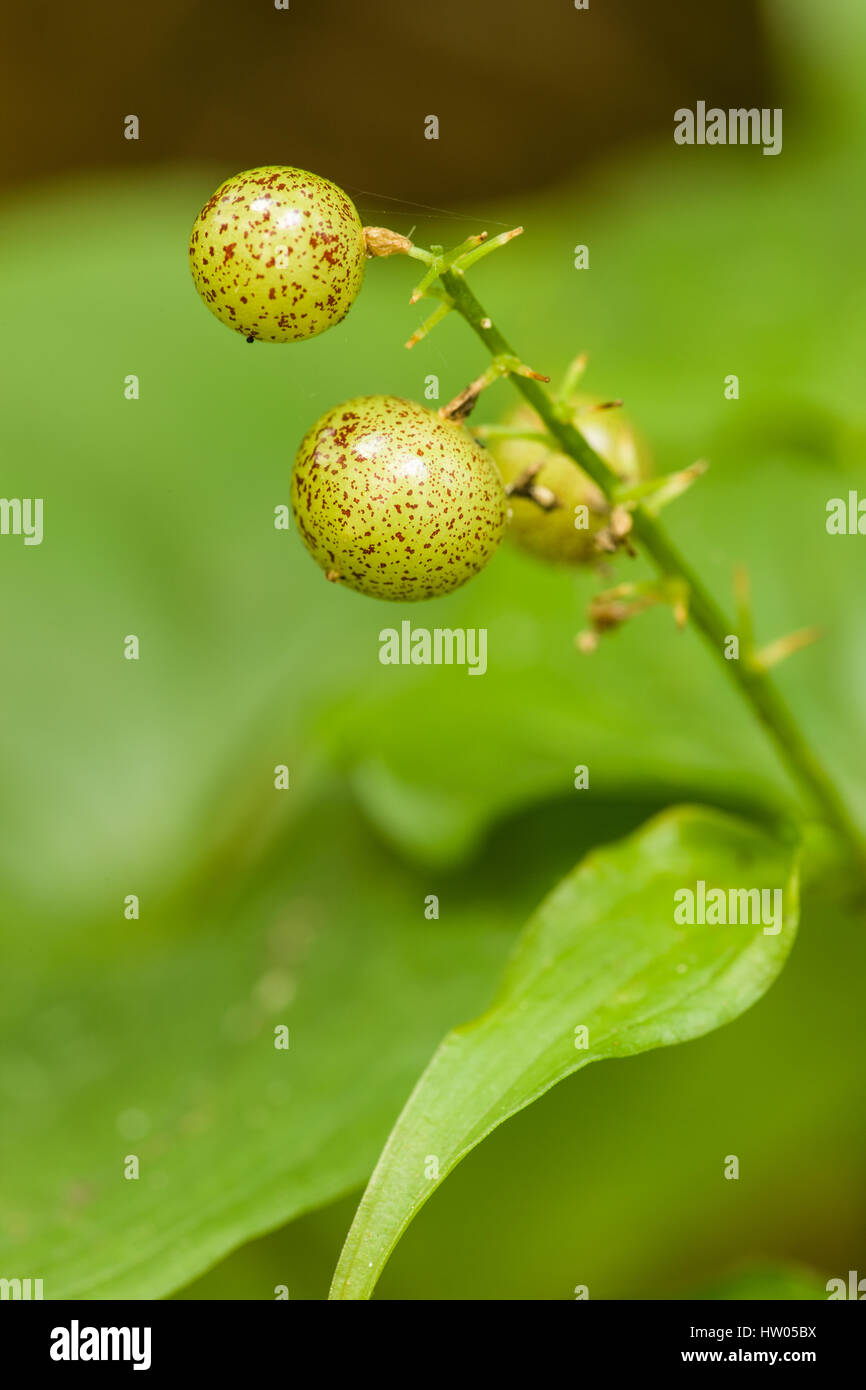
[0,0,864,1299]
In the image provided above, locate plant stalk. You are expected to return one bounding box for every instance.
[439,266,866,867]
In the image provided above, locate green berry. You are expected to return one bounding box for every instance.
[291,396,507,601]
[188,166,365,343]
[491,397,651,565]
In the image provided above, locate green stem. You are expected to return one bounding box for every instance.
[439,266,866,867]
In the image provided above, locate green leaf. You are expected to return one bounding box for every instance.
[180,853,863,1302]
[0,790,511,1300]
[0,786,659,1300]
[330,806,799,1299]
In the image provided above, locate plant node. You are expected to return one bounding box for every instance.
[364,226,415,258]
[593,504,636,555]
[439,355,548,421]
[504,461,561,511]
[577,578,690,651]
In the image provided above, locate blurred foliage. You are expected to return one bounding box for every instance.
[692,1264,828,1301]
[0,0,864,1300]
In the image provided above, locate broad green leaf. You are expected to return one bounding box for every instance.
[181,857,863,1302]
[0,785,658,1300]
[0,790,502,1299]
[330,806,799,1299]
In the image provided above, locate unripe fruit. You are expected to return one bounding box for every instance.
[490,398,651,565]
[291,396,507,601]
[188,166,365,343]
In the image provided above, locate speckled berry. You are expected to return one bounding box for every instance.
[188,166,366,343]
[291,396,507,601]
[491,397,651,565]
